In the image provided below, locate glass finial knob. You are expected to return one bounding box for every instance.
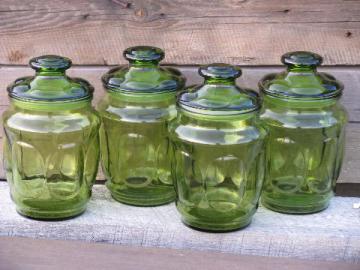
[29,55,72,71]
[123,46,164,62]
[199,63,242,80]
[281,51,323,67]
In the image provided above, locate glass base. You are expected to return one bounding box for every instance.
[177,202,254,232]
[181,216,252,232]
[107,182,176,206]
[261,195,331,214]
[16,205,86,220]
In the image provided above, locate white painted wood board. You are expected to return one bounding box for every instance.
[0,182,359,263]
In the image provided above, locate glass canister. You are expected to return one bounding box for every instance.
[97,46,185,206]
[259,51,347,214]
[169,64,267,231]
[2,55,100,219]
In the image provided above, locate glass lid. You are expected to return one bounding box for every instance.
[102,46,185,94]
[259,51,343,100]
[178,63,260,116]
[7,55,93,102]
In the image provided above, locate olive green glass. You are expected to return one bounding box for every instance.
[169,64,267,231]
[259,51,347,214]
[3,55,100,219]
[97,46,185,206]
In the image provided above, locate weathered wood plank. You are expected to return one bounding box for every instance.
[336,183,360,197]
[1,237,359,270]
[0,66,359,185]
[0,182,359,263]
[0,0,359,65]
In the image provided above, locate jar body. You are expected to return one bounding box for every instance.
[2,102,100,219]
[169,113,267,231]
[97,93,177,206]
[260,96,347,213]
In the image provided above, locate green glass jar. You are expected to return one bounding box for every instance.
[169,64,267,231]
[259,51,347,214]
[97,46,185,206]
[2,55,100,219]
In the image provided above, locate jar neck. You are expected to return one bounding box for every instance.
[263,94,338,109]
[11,98,92,112]
[107,91,176,106]
[178,109,258,128]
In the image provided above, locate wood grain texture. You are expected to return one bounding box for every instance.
[0,66,359,185]
[1,237,359,270]
[0,0,359,65]
[0,183,359,263]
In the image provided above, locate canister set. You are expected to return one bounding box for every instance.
[3,47,347,231]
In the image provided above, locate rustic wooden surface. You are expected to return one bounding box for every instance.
[1,237,359,270]
[0,0,359,65]
[336,183,360,197]
[0,66,359,186]
[0,182,359,263]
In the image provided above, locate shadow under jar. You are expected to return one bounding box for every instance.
[259,51,348,214]
[169,64,267,231]
[97,46,185,206]
[2,55,100,219]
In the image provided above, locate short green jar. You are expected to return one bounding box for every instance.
[169,64,267,231]
[3,55,100,219]
[97,46,185,206]
[259,51,347,214]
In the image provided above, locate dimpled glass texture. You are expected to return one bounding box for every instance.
[3,55,100,219]
[259,51,347,214]
[169,64,267,231]
[97,46,185,206]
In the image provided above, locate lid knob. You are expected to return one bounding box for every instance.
[281,51,323,68]
[124,46,164,63]
[29,55,72,72]
[178,63,259,116]
[199,63,242,80]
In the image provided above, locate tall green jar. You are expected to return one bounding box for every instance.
[3,55,100,219]
[97,46,185,206]
[169,64,267,231]
[259,51,347,214]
